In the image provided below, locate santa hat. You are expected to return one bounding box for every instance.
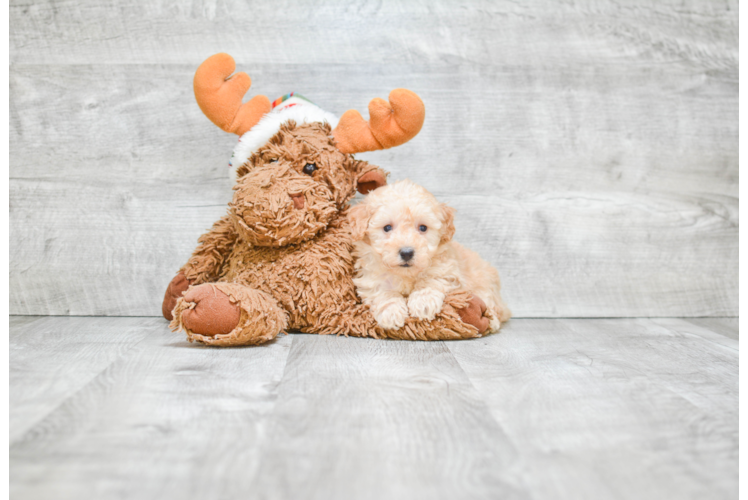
[228,93,339,178]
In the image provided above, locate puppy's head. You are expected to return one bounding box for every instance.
[348,180,456,276]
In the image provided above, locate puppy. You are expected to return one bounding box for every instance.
[348,179,511,332]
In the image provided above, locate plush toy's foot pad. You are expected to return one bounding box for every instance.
[456,296,489,334]
[170,283,288,347]
[179,284,241,336]
[162,272,192,320]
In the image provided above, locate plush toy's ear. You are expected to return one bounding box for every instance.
[348,203,376,241]
[356,169,387,195]
[440,204,456,244]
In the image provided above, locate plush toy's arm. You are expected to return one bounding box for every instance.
[162,215,238,320]
[311,290,486,341]
[180,215,238,284]
[301,241,486,340]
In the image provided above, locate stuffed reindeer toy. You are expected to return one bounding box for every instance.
[162,53,491,346]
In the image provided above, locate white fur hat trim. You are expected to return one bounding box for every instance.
[229,95,339,178]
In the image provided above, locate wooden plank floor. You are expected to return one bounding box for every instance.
[10,317,737,500]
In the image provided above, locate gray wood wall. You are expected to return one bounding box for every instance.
[10,0,738,318]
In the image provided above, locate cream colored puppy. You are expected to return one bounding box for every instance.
[348,179,511,332]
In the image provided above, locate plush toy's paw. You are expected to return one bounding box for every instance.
[407,288,446,320]
[373,298,409,330]
[162,272,192,320]
[488,316,502,333]
[180,284,241,336]
[456,296,490,334]
[172,283,288,347]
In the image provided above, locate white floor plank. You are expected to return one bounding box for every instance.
[447,318,738,500]
[10,316,157,442]
[10,317,738,500]
[10,317,293,500]
[248,334,527,500]
[683,317,738,341]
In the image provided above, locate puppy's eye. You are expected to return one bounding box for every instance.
[269,158,278,163]
[303,163,317,175]
[383,225,392,232]
[419,225,428,233]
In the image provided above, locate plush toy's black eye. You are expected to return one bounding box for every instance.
[303,163,317,175]
[269,158,278,163]
[384,225,392,232]
[419,225,428,233]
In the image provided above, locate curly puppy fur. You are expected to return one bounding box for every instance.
[349,180,511,333]
[164,122,490,346]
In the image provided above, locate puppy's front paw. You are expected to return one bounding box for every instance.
[408,288,446,320]
[373,299,409,330]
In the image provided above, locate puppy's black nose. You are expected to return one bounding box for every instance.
[399,247,415,262]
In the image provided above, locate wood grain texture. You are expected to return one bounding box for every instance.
[9,0,738,317]
[676,318,748,351]
[248,334,527,500]
[447,318,738,500]
[738,402,748,496]
[10,317,738,499]
[684,317,738,340]
[9,316,158,442]
[9,0,738,67]
[11,316,294,499]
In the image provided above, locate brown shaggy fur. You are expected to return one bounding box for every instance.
[165,122,486,346]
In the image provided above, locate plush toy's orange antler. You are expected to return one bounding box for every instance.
[193,53,271,136]
[332,89,425,154]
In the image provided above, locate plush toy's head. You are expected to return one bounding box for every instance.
[194,53,426,247]
[230,121,388,246]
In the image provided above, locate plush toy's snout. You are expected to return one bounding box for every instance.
[290,193,305,209]
[230,164,337,247]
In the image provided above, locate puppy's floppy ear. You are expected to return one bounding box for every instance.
[439,203,456,244]
[348,203,376,241]
[356,168,387,195]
